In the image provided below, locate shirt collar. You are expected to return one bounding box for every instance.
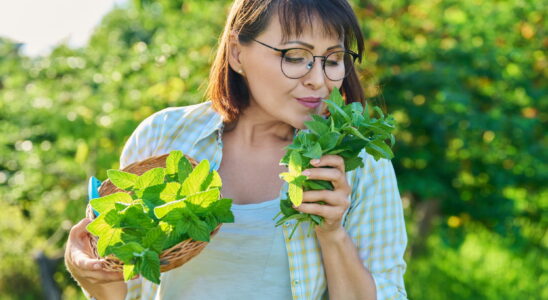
[195,102,225,145]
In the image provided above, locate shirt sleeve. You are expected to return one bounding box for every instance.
[119,112,162,169]
[344,153,408,300]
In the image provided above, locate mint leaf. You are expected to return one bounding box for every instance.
[200,170,222,190]
[288,179,303,207]
[165,150,183,175]
[318,132,341,151]
[288,151,303,174]
[120,205,155,230]
[180,160,210,196]
[107,170,138,190]
[303,120,329,136]
[123,263,138,282]
[154,200,186,219]
[134,167,165,190]
[187,219,211,242]
[302,143,322,159]
[186,188,220,214]
[90,192,133,214]
[111,242,145,263]
[141,250,161,284]
[142,227,166,253]
[211,198,234,223]
[329,87,345,106]
[177,156,193,183]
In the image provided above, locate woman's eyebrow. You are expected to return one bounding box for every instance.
[282,40,344,51]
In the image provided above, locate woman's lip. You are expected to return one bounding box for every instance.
[297,99,321,108]
[296,97,322,102]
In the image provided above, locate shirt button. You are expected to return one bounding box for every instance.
[292,279,300,285]
[283,221,290,228]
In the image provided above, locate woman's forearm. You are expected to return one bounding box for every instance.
[316,227,376,300]
[76,277,128,300]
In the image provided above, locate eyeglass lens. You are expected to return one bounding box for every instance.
[281,49,354,81]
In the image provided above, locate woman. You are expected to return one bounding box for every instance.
[64,0,408,299]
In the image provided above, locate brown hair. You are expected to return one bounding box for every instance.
[206,0,365,123]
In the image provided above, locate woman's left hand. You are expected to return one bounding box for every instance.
[293,154,351,236]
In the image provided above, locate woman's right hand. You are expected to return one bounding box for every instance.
[65,218,128,300]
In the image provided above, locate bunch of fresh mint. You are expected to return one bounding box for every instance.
[86,150,234,284]
[273,87,396,239]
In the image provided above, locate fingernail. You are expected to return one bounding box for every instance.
[311,159,320,165]
[93,264,101,270]
[302,170,311,176]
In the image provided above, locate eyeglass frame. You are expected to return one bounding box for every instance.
[248,37,359,81]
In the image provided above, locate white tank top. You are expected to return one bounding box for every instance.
[155,196,293,300]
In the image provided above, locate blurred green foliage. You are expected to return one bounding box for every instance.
[0,0,545,299]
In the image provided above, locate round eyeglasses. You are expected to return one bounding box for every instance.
[250,38,359,81]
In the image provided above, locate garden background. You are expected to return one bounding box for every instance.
[0,0,546,299]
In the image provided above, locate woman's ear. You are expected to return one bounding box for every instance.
[227,31,245,75]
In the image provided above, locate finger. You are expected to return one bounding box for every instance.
[292,202,334,219]
[302,190,338,205]
[69,218,94,242]
[310,155,345,174]
[81,269,125,283]
[72,218,93,233]
[71,247,102,270]
[302,167,348,191]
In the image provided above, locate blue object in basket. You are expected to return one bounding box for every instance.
[88,176,102,217]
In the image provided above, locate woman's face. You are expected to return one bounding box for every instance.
[234,14,345,129]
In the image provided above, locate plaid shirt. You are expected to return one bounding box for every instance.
[116,101,408,300]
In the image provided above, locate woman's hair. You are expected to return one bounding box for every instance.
[206,0,365,123]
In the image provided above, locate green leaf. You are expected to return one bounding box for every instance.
[97,227,123,257]
[279,172,296,183]
[318,132,341,152]
[111,242,145,263]
[160,182,182,202]
[344,126,368,141]
[202,170,222,190]
[310,214,323,225]
[288,181,303,207]
[370,139,394,159]
[303,120,329,136]
[302,143,322,159]
[324,99,351,123]
[279,198,299,217]
[123,263,138,282]
[141,250,161,284]
[142,227,166,252]
[304,180,333,190]
[186,188,220,214]
[288,151,303,174]
[107,170,138,190]
[344,156,365,172]
[86,214,110,237]
[188,219,211,242]
[181,160,210,196]
[165,150,183,175]
[134,168,165,190]
[329,87,345,106]
[177,156,194,183]
[203,213,219,231]
[90,192,133,214]
[120,205,155,229]
[211,198,234,223]
[154,200,187,219]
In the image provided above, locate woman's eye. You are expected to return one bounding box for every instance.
[284,57,305,63]
[325,59,340,67]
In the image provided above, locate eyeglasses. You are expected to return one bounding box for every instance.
[250,38,359,81]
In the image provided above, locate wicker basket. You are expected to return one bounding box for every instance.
[86,153,223,273]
